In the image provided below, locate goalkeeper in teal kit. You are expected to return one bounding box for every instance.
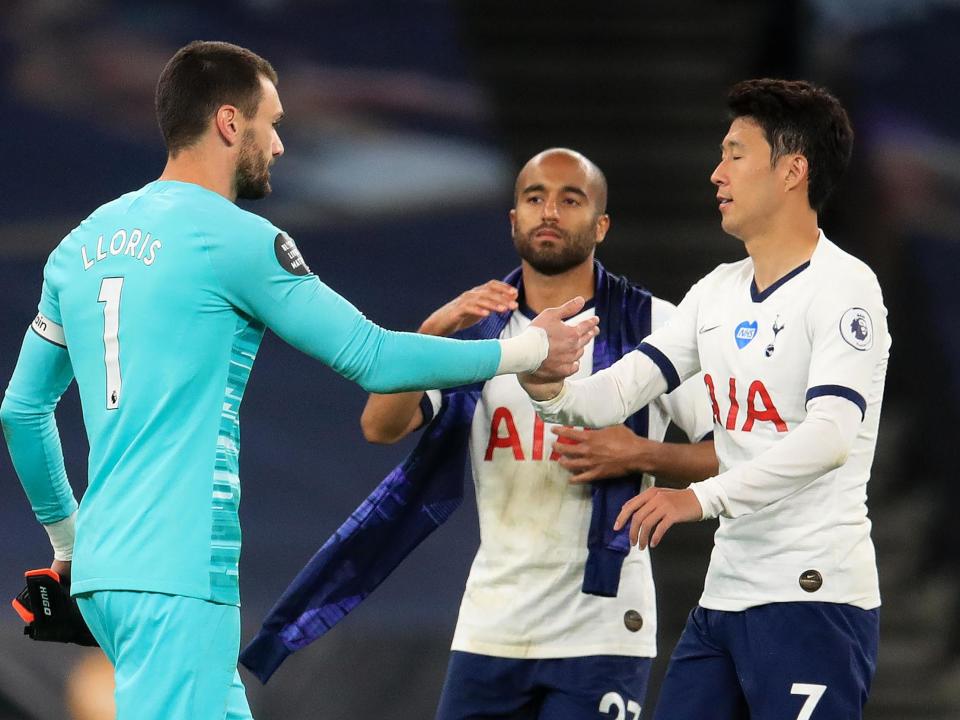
[0,41,596,719]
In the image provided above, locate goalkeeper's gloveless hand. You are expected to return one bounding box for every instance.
[11,569,98,646]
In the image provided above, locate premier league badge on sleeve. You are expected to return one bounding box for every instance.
[840,307,873,351]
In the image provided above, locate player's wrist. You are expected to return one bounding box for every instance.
[43,511,77,561]
[627,437,658,475]
[527,379,566,405]
[496,327,548,375]
[689,478,727,520]
[417,315,451,337]
[419,305,466,337]
[682,488,704,522]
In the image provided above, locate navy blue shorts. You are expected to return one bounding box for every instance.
[653,603,879,720]
[436,651,652,720]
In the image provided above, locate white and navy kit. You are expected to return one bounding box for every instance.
[532,232,890,719]
[644,233,888,610]
[425,300,713,720]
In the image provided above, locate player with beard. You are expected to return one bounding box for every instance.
[360,148,717,720]
[0,45,595,720]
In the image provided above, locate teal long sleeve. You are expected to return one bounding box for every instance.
[1,329,78,525]
[13,180,508,605]
[249,278,503,393]
[204,224,504,393]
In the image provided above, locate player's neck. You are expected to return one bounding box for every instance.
[745,214,820,292]
[159,150,238,202]
[521,257,595,315]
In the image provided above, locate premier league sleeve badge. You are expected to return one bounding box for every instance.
[839,307,873,351]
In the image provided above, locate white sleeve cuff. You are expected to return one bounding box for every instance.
[496,326,548,374]
[529,382,569,420]
[43,511,77,561]
[690,477,729,520]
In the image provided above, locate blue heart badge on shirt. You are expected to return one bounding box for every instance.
[734,320,758,349]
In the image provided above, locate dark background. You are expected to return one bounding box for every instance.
[1,1,958,718]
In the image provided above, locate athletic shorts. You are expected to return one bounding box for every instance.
[436,650,652,720]
[653,603,879,720]
[76,590,253,720]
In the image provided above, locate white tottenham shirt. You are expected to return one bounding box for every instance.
[423,299,714,659]
[532,233,891,612]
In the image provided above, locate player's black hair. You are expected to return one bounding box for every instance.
[727,78,853,212]
[156,41,278,156]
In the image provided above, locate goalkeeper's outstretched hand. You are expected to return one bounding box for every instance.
[11,569,98,646]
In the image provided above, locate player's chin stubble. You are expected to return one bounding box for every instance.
[512,225,596,276]
[235,131,271,200]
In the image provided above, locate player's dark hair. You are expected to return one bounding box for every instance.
[156,40,278,156]
[727,78,853,212]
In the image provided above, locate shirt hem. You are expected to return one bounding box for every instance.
[698,593,881,612]
[450,638,656,659]
[70,577,239,607]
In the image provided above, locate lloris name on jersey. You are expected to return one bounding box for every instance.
[81,228,162,270]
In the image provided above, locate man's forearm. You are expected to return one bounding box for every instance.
[691,396,861,519]
[530,351,669,429]
[360,391,426,444]
[516,375,565,402]
[2,392,78,527]
[359,310,464,444]
[1,331,78,530]
[645,440,718,488]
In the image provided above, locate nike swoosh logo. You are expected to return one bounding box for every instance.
[698,324,721,334]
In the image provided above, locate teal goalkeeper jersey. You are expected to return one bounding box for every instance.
[2,180,504,605]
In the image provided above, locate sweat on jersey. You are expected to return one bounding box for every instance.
[0,180,510,606]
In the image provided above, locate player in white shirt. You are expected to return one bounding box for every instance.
[520,80,890,720]
[361,148,716,719]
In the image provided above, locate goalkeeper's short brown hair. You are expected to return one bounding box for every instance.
[156,40,278,156]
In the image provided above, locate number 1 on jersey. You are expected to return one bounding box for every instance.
[98,277,124,410]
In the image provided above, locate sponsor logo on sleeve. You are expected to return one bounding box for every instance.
[274,232,312,276]
[839,307,873,351]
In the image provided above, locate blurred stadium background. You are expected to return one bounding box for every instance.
[1,1,958,718]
